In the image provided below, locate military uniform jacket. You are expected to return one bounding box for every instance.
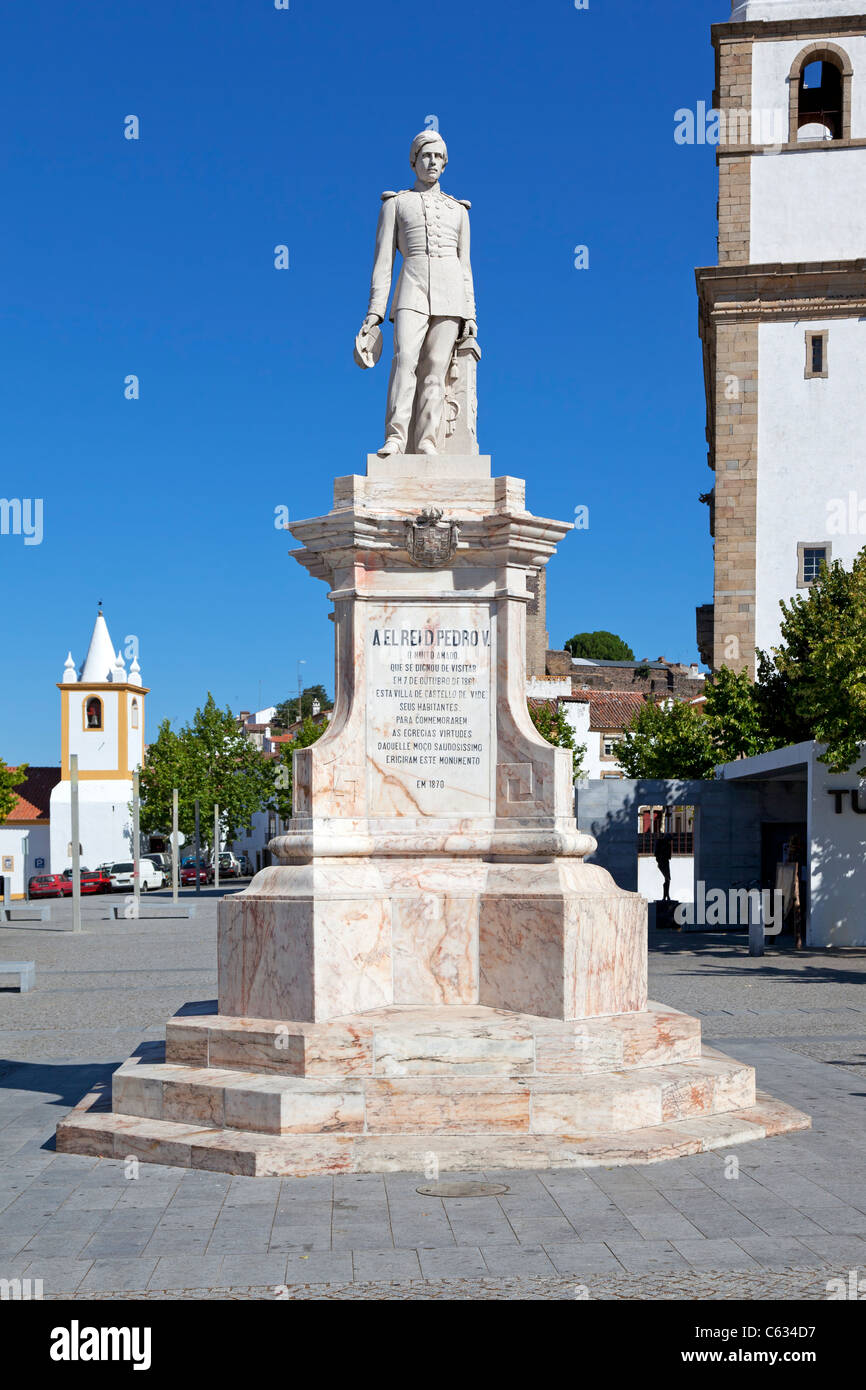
[367,186,476,323]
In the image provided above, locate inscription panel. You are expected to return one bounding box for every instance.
[366,602,494,816]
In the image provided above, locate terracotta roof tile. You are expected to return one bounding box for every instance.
[582,691,646,730]
[5,766,61,822]
[531,690,647,732]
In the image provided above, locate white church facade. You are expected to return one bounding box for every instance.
[696,0,866,672]
[49,609,148,872]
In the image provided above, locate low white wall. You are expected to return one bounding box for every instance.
[0,826,51,898]
[638,856,694,904]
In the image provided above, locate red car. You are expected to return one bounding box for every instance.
[60,868,111,895]
[80,869,112,894]
[28,873,72,899]
[180,863,213,886]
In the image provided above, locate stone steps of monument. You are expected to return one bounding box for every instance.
[164,1001,702,1079]
[56,1090,811,1177]
[109,1047,754,1138]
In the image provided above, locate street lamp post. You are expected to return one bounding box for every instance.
[133,768,141,916]
[194,799,201,897]
[70,754,81,934]
[172,789,179,903]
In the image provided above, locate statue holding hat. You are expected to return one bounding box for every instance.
[356,130,477,457]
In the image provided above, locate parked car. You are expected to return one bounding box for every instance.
[28,873,72,899]
[237,853,254,877]
[60,867,106,896]
[180,861,212,886]
[80,868,112,895]
[142,852,171,879]
[218,852,241,879]
[108,860,165,893]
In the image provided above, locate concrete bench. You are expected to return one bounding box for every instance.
[111,903,197,920]
[0,906,50,923]
[0,961,35,992]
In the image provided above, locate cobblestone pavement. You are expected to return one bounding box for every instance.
[1,899,865,1300]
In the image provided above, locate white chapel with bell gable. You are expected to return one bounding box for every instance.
[49,608,148,872]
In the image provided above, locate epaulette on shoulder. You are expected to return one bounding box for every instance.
[444,193,471,209]
[381,189,406,200]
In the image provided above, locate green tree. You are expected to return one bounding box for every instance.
[757,549,866,773]
[527,701,586,780]
[703,665,770,763]
[616,698,717,780]
[0,758,27,826]
[564,631,635,661]
[271,717,328,819]
[273,685,333,730]
[140,695,273,850]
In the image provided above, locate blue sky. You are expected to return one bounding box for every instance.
[1,0,726,765]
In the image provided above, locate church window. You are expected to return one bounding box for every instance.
[797,542,831,588]
[805,329,828,379]
[131,698,139,729]
[84,697,103,730]
[789,45,852,143]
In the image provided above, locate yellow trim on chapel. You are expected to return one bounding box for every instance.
[58,682,150,780]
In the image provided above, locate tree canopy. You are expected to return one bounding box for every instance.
[616,698,716,780]
[139,695,274,848]
[618,549,866,777]
[757,549,866,773]
[527,701,586,780]
[564,631,635,661]
[0,759,26,826]
[273,685,333,730]
[271,717,328,821]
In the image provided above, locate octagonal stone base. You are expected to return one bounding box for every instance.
[217,859,646,1023]
[56,1001,810,1177]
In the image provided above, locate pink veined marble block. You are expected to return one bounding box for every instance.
[53,251,810,1174]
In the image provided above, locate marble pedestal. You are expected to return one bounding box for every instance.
[56,452,809,1174]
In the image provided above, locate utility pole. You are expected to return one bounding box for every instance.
[70,754,81,934]
[297,658,306,723]
[171,789,179,903]
[194,798,201,897]
[214,803,220,891]
[133,768,141,915]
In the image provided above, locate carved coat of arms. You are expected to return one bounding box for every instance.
[404,508,459,568]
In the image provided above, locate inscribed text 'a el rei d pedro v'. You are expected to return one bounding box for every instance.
[57,129,809,1176]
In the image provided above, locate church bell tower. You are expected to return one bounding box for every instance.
[696,0,866,674]
[50,609,148,870]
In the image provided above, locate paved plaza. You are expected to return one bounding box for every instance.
[1,892,865,1300]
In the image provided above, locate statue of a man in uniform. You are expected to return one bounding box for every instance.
[356,130,477,457]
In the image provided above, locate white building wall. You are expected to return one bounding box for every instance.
[751,148,866,263]
[560,702,628,780]
[755,317,866,653]
[638,856,694,904]
[808,747,866,947]
[49,780,134,872]
[734,3,865,20]
[0,826,52,898]
[232,810,276,874]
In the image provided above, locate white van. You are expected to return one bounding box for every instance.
[109,860,165,893]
